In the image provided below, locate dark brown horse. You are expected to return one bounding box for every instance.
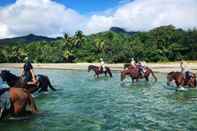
[0,70,56,94]
[167,71,196,88]
[88,65,112,78]
[0,87,38,119]
[121,65,157,82]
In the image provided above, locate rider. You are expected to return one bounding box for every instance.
[138,60,146,76]
[100,58,106,72]
[21,57,37,85]
[130,57,136,67]
[180,60,192,80]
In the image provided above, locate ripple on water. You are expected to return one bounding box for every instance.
[1,69,197,131]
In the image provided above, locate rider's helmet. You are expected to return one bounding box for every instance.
[100,58,103,61]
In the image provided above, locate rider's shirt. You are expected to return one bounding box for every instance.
[23,61,33,82]
[180,62,190,73]
[130,60,135,65]
[101,61,105,67]
[100,61,106,71]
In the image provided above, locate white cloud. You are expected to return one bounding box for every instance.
[0,0,197,38]
[0,0,85,38]
[85,0,197,34]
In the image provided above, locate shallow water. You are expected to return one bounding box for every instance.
[1,69,197,131]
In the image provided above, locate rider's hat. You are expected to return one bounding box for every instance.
[100,58,103,61]
[24,57,29,61]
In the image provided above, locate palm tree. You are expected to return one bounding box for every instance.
[95,39,105,53]
[74,30,85,48]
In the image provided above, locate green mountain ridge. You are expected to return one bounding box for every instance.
[0,25,197,63]
[0,34,57,45]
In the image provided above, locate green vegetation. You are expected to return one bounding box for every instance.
[0,25,197,63]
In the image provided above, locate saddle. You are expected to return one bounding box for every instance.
[184,71,193,80]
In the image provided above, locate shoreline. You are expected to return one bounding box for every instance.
[0,62,197,73]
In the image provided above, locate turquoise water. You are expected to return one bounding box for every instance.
[1,69,197,131]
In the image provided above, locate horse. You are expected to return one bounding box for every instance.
[121,64,157,82]
[88,65,112,78]
[167,71,196,88]
[0,87,38,120]
[0,70,56,94]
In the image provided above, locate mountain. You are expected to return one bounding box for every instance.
[110,27,138,35]
[0,28,136,46]
[0,34,57,45]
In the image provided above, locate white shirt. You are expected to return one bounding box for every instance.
[101,61,105,66]
[180,61,190,73]
[130,60,135,65]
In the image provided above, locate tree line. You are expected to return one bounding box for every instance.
[0,25,197,63]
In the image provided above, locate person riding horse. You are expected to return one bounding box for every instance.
[99,58,106,72]
[180,61,192,80]
[137,61,146,77]
[166,61,196,89]
[130,58,136,68]
[21,57,38,86]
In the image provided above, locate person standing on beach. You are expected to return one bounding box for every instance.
[21,57,37,85]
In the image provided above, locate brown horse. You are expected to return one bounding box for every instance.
[88,65,112,78]
[121,65,157,82]
[0,87,38,119]
[167,71,196,88]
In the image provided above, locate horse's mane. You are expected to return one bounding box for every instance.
[89,65,99,69]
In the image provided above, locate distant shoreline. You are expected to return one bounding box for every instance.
[0,62,197,73]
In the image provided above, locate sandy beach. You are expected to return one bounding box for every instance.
[0,62,197,73]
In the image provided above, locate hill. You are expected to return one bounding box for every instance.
[0,34,56,46]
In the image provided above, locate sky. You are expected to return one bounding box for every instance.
[0,0,197,38]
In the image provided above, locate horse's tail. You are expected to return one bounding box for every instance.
[193,74,197,87]
[106,67,112,77]
[149,68,157,82]
[120,71,125,81]
[47,76,56,91]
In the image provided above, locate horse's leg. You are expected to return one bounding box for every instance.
[105,71,107,77]
[13,102,23,114]
[96,72,99,78]
[145,76,149,81]
[132,78,135,83]
[136,78,139,82]
[27,93,38,113]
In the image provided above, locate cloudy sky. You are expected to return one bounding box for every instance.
[0,0,197,38]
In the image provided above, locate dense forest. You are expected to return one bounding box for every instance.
[0,25,197,63]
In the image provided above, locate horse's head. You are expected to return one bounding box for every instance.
[0,70,18,87]
[88,65,91,72]
[0,70,10,82]
[88,65,96,72]
[120,70,127,81]
[167,72,175,85]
